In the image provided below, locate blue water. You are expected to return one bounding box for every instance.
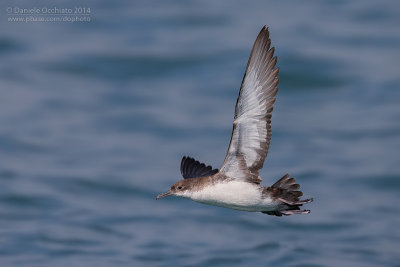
[1,0,400,266]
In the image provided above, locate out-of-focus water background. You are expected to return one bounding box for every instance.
[1,0,399,266]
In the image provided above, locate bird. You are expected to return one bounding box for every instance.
[156,26,313,216]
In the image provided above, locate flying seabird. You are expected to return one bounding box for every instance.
[156,26,313,216]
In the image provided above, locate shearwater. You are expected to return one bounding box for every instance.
[156,26,313,216]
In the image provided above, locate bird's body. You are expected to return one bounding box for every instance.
[156,26,313,216]
[190,180,276,212]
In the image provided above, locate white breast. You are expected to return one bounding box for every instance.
[189,181,276,212]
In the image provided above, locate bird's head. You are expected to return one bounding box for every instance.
[156,179,192,200]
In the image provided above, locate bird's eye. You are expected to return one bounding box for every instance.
[177,186,183,190]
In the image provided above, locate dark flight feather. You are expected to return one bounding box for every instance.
[180,156,218,179]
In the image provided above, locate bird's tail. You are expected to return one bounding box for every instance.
[262,174,313,216]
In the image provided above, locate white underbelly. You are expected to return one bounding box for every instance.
[190,181,276,212]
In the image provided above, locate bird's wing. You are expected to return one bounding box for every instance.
[180,156,219,179]
[219,26,279,184]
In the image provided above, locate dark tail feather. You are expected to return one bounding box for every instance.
[262,174,313,216]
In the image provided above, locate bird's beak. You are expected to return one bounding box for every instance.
[156,190,173,200]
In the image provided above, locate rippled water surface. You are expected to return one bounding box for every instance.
[1,0,400,266]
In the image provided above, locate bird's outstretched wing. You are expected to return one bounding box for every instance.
[220,26,279,184]
[181,156,219,179]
